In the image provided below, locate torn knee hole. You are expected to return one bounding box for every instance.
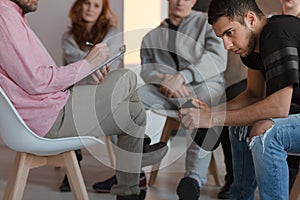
[251,119,274,135]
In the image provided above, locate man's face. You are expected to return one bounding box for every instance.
[168,0,196,20]
[280,0,300,10]
[11,0,38,13]
[82,0,103,24]
[213,16,257,57]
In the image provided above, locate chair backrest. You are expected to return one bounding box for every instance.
[0,87,104,156]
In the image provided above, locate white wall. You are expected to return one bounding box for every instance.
[26,0,280,67]
[27,0,123,66]
[257,0,281,14]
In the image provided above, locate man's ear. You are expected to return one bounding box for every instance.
[244,11,257,28]
[191,0,197,7]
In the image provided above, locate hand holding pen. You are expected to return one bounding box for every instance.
[84,42,110,84]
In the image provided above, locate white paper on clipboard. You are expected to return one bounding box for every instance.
[63,44,126,91]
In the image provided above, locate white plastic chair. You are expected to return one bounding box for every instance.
[0,87,105,200]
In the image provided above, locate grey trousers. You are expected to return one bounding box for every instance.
[46,69,146,195]
[138,81,224,187]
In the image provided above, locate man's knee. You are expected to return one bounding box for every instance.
[110,69,137,85]
[250,119,274,136]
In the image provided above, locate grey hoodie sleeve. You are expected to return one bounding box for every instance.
[177,19,227,85]
[140,27,178,85]
[140,40,164,85]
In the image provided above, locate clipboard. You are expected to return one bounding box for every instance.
[63,44,126,91]
[85,44,126,79]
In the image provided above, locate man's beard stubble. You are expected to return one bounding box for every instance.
[244,29,257,57]
[11,0,38,14]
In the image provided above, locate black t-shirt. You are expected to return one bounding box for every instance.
[241,15,300,105]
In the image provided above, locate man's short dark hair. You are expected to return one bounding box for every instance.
[207,0,264,25]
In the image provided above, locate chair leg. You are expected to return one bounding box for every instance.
[4,151,89,200]
[148,117,179,186]
[3,152,32,200]
[290,169,300,200]
[208,152,222,187]
[148,163,160,186]
[61,151,89,200]
[105,136,116,168]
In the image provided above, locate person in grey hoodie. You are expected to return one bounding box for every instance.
[138,0,227,199]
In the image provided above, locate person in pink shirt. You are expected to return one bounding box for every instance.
[0,0,167,199]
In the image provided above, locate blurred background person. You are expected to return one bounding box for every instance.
[277,0,300,16]
[62,0,122,71]
[138,0,227,199]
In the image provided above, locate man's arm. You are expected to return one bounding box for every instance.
[222,69,266,110]
[212,85,292,127]
[140,33,175,85]
[140,43,158,84]
[180,68,293,128]
[156,73,188,98]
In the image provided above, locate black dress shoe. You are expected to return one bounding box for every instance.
[116,192,146,200]
[93,172,147,193]
[217,181,231,199]
[93,175,117,193]
[116,194,140,200]
[176,177,200,200]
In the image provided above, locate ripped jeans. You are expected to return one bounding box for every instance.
[229,114,300,200]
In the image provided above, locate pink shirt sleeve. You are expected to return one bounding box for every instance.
[0,7,91,94]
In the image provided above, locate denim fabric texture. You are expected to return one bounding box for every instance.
[229,114,300,200]
[229,126,256,200]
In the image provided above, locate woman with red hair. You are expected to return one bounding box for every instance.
[62,0,122,72]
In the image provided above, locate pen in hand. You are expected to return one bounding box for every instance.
[85,41,94,47]
[85,41,109,84]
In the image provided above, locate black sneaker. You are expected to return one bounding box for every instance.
[116,193,147,200]
[93,172,147,193]
[176,177,200,200]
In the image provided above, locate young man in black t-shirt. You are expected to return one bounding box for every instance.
[178,0,300,199]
